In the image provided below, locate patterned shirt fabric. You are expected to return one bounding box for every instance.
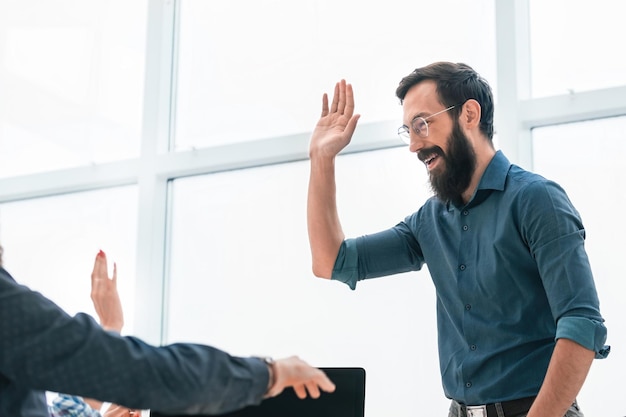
[332,150,609,405]
[48,394,102,417]
[0,267,270,417]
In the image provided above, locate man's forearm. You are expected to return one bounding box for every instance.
[307,156,344,278]
[527,338,594,417]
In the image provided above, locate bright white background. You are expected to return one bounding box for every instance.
[173,0,496,149]
[0,0,146,177]
[0,0,625,416]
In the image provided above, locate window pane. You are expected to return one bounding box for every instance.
[532,116,625,416]
[529,0,626,97]
[174,0,496,150]
[0,0,147,178]
[0,186,138,334]
[167,147,450,416]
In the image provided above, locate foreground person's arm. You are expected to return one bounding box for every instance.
[0,267,334,415]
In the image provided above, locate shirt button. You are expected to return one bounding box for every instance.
[466,382,472,388]
[470,344,477,351]
[459,264,466,271]
[465,304,471,310]
[462,225,469,231]
[462,210,469,216]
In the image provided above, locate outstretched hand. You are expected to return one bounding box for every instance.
[266,356,336,399]
[309,79,360,159]
[90,250,124,333]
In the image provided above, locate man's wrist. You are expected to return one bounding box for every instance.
[260,357,276,398]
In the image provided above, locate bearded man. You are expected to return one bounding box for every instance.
[306,62,609,417]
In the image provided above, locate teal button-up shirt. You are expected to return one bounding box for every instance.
[332,151,609,405]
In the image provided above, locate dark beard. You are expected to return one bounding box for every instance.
[420,121,476,206]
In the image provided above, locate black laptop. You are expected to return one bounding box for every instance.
[150,367,366,417]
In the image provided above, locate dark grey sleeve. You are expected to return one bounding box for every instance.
[0,382,48,417]
[0,268,269,415]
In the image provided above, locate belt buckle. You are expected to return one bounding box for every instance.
[466,405,487,417]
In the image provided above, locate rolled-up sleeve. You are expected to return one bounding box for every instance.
[331,239,360,290]
[520,180,610,360]
[556,316,610,358]
[331,220,425,290]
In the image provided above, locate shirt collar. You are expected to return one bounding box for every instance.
[448,150,511,211]
[476,150,510,192]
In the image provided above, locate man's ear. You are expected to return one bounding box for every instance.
[461,99,481,129]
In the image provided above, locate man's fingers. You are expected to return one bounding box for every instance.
[321,93,329,117]
[305,382,321,399]
[319,80,356,129]
[337,79,346,114]
[319,375,336,393]
[345,114,361,138]
[293,384,307,399]
[330,82,340,113]
[344,82,355,118]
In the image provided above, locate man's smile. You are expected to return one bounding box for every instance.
[419,151,443,171]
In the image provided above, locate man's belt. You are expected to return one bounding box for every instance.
[463,396,536,417]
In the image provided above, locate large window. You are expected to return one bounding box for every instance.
[1,0,624,416]
[529,0,626,97]
[173,0,496,150]
[0,0,147,178]
[0,186,138,333]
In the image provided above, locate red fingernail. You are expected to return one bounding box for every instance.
[98,250,104,257]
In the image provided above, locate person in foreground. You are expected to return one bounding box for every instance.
[306,62,609,417]
[0,247,335,417]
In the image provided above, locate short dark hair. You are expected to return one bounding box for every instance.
[396,62,494,140]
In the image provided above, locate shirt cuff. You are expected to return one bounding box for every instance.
[555,316,610,359]
[245,357,273,402]
[331,239,359,290]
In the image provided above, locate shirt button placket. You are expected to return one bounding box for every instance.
[459,209,469,272]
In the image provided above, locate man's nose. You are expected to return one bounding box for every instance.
[409,132,424,153]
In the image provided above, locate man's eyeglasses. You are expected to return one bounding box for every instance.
[397,104,458,144]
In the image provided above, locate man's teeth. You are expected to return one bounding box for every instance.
[425,155,437,165]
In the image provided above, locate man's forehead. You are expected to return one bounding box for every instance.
[404,80,438,105]
[402,81,440,118]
